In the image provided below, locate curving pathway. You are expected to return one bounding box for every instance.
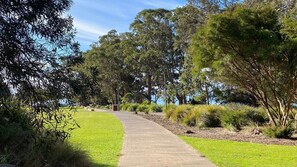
[110,111,216,167]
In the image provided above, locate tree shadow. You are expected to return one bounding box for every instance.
[91,163,115,167]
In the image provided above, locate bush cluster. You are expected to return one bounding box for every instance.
[263,125,295,138]
[0,101,91,166]
[164,103,269,131]
[95,105,111,110]
[121,102,163,114]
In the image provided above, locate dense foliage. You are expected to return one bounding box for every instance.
[0,0,90,166]
[191,4,297,127]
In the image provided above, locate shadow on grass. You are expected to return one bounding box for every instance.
[92,163,116,167]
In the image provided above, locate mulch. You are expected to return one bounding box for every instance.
[137,112,297,146]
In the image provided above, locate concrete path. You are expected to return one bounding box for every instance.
[112,111,216,167]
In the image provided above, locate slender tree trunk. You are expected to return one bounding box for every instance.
[177,94,184,105]
[147,74,152,103]
[183,95,187,104]
[205,85,210,105]
[114,89,118,104]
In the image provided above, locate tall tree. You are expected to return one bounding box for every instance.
[170,5,204,104]
[130,9,174,103]
[77,30,138,104]
[191,5,297,127]
[187,0,240,16]
[0,0,78,138]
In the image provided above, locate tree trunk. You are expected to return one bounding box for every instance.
[114,88,118,104]
[147,74,152,103]
[183,95,187,104]
[177,95,183,105]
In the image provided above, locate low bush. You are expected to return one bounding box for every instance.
[149,103,163,113]
[136,104,149,113]
[120,103,130,111]
[127,103,139,112]
[220,104,269,131]
[183,108,200,126]
[183,105,223,127]
[263,125,295,138]
[165,103,267,131]
[0,100,91,166]
[124,103,162,114]
[170,105,194,123]
[164,104,177,119]
[221,110,247,131]
[244,107,268,125]
[198,107,222,128]
[95,105,111,110]
[226,103,268,125]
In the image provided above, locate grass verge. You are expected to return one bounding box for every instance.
[180,136,297,167]
[69,109,123,167]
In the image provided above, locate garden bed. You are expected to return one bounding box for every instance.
[138,113,297,146]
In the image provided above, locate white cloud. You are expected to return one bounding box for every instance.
[74,19,109,36]
[73,19,109,43]
[74,0,129,19]
[141,0,184,9]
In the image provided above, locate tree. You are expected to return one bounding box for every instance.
[65,55,109,106]
[191,5,297,127]
[187,0,241,15]
[0,0,79,138]
[0,0,82,165]
[130,9,175,103]
[169,5,204,104]
[75,30,139,105]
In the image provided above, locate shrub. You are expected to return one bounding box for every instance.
[183,108,200,126]
[127,103,139,112]
[170,105,194,123]
[221,110,247,131]
[183,105,223,127]
[243,107,268,125]
[141,100,150,105]
[222,103,269,131]
[121,103,130,111]
[263,125,295,138]
[164,104,177,119]
[198,109,221,128]
[149,103,163,113]
[136,104,149,113]
[0,100,92,166]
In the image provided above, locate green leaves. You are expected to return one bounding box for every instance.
[190,4,297,126]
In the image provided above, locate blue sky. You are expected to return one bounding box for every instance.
[69,0,187,51]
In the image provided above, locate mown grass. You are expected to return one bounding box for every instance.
[181,136,297,167]
[69,108,123,167]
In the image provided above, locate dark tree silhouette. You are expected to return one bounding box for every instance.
[0,0,81,165]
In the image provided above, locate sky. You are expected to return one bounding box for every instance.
[69,0,187,51]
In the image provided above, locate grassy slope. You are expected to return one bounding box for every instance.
[69,109,123,167]
[181,136,297,167]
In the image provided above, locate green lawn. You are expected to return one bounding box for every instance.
[181,136,297,167]
[69,109,123,167]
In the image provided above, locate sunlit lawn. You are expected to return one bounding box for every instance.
[69,108,123,167]
[181,136,297,167]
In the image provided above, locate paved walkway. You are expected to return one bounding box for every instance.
[111,111,216,167]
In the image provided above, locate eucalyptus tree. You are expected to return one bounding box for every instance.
[191,5,297,127]
[170,5,204,104]
[187,0,241,16]
[130,9,175,103]
[79,30,137,104]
